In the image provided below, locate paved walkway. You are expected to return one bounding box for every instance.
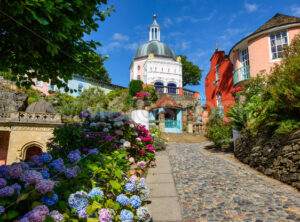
[147,150,183,222]
[167,142,300,222]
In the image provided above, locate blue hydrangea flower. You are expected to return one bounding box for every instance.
[77,209,87,218]
[40,170,50,179]
[116,194,129,206]
[129,195,141,209]
[0,206,4,215]
[68,191,89,213]
[67,150,81,163]
[41,192,58,206]
[88,148,99,155]
[64,166,79,179]
[49,158,66,172]
[39,153,52,163]
[124,182,136,193]
[120,209,134,222]
[139,178,146,184]
[0,165,7,177]
[49,210,64,221]
[0,178,6,188]
[88,187,104,198]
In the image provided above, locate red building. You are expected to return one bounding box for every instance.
[205,48,235,119]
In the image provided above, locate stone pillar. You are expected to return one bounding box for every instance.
[187,121,193,134]
[159,112,165,132]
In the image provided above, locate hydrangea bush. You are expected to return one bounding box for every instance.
[0,111,154,221]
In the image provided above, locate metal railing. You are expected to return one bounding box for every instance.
[165,120,180,129]
[233,65,250,85]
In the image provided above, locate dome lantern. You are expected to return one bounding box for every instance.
[149,14,161,41]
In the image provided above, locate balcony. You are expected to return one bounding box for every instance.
[233,65,250,85]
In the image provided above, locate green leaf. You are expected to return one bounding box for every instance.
[38,17,49,25]
[86,205,95,216]
[7,210,18,220]
[87,218,98,222]
[109,180,121,190]
[45,215,55,222]
[91,201,102,210]
[16,193,29,203]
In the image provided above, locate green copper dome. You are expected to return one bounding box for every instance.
[134,41,176,60]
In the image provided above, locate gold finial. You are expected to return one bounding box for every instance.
[148,53,154,59]
[153,14,157,20]
[215,43,218,51]
[177,56,181,63]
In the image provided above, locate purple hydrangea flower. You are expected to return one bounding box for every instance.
[19,162,29,170]
[120,209,134,222]
[50,210,64,222]
[124,182,136,193]
[77,209,87,218]
[116,194,129,206]
[64,166,79,179]
[139,178,146,184]
[0,186,14,197]
[5,163,23,179]
[67,150,81,163]
[50,158,66,172]
[39,153,52,163]
[88,187,104,198]
[28,205,49,222]
[68,191,89,213]
[31,155,43,167]
[129,195,141,209]
[35,179,55,194]
[0,206,4,215]
[41,192,58,206]
[11,183,21,195]
[98,208,112,222]
[0,178,6,188]
[128,175,138,184]
[21,170,43,184]
[88,148,99,155]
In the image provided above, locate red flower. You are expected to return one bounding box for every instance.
[140,150,146,155]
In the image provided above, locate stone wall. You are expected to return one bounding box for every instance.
[235,130,300,190]
[0,86,28,112]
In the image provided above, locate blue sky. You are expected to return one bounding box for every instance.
[87,0,300,98]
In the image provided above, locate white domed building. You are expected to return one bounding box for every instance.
[130,15,183,94]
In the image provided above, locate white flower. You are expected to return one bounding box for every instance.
[90,122,97,127]
[136,207,151,221]
[120,139,126,144]
[103,128,109,132]
[136,138,142,142]
[130,124,134,128]
[114,121,123,127]
[123,141,131,148]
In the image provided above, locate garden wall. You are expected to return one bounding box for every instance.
[235,130,300,190]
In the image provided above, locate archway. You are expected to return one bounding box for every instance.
[25,146,42,160]
[154,82,164,93]
[167,83,176,94]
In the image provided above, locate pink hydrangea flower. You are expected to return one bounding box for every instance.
[137,161,146,169]
[28,205,49,222]
[98,209,112,222]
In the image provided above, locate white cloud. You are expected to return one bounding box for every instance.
[125,43,139,51]
[175,10,216,24]
[163,17,173,27]
[112,33,129,41]
[245,3,258,13]
[99,42,121,54]
[219,28,245,40]
[290,6,300,17]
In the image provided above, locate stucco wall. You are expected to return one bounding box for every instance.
[32,78,51,95]
[130,60,146,81]
[5,126,54,164]
[232,27,300,78]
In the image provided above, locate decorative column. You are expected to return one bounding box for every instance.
[159,110,165,132]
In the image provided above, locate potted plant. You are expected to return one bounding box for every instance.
[134,91,150,109]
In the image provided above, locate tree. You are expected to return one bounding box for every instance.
[128,80,143,97]
[179,55,202,87]
[0,0,114,89]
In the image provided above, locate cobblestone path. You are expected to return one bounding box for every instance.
[167,143,300,222]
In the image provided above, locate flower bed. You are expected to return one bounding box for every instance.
[0,111,155,221]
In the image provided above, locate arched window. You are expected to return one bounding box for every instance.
[137,65,140,70]
[25,146,42,160]
[167,83,176,94]
[137,75,141,80]
[154,82,164,93]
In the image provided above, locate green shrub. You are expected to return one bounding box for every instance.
[143,86,158,103]
[128,80,143,97]
[150,128,167,151]
[205,109,232,149]
[106,89,128,101]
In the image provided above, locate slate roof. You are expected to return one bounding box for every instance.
[253,13,300,34]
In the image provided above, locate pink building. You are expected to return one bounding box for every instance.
[31,79,51,95]
[229,13,300,86]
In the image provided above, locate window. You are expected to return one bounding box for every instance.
[270,30,288,60]
[78,83,83,93]
[35,80,42,87]
[137,65,140,70]
[216,92,222,107]
[215,64,219,81]
[137,75,141,80]
[240,48,249,66]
